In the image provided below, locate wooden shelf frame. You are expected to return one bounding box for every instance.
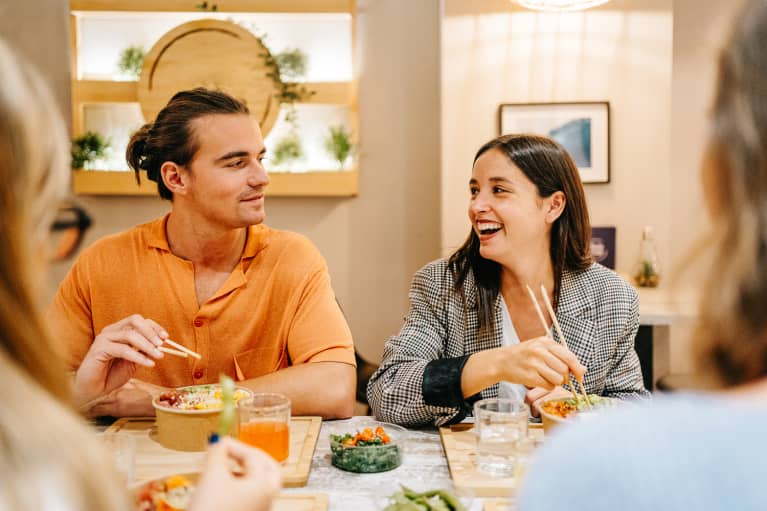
[71,0,353,14]
[69,0,358,197]
[73,170,358,197]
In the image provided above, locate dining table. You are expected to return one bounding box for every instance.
[102,415,515,511]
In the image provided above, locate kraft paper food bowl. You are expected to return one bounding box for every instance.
[539,394,620,433]
[152,384,252,452]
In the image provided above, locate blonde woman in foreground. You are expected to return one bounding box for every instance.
[518,1,767,509]
[0,40,280,510]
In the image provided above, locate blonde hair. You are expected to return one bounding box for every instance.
[0,353,130,510]
[694,0,767,387]
[0,41,70,400]
[0,40,129,510]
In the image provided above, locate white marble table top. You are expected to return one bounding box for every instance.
[283,417,473,511]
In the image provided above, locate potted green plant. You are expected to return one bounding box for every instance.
[71,132,110,170]
[324,125,353,169]
[117,45,145,80]
[274,48,308,82]
[271,133,304,169]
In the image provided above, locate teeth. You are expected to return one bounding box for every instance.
[478,222,503,235]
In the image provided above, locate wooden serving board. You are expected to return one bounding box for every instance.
[438,423,544,497]
[106,416,322,487]
[483,498,514,511]
[137,19,280,135]
[275,493,329,511]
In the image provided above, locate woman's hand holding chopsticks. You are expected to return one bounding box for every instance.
[461,335,586,397]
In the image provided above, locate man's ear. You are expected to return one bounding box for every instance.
[160,161,188,196]
[545,191,566,224]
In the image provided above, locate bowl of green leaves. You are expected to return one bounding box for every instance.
[328,420,405,473]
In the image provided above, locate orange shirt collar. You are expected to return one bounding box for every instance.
[144,213,269,259]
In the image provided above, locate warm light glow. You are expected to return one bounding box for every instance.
[513,0,610,11]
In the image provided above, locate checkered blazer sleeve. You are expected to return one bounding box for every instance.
[601,288,650,399]
[367,263,465,427]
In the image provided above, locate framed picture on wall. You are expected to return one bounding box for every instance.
[498,101,610,184]
[590,226,616,269]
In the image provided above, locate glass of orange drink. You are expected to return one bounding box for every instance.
[238,393,291,462]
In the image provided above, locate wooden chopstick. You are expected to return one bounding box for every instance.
[525,284,581,404]
[159,346,188,358]
[538,285,593,409]
[163,339,202,360]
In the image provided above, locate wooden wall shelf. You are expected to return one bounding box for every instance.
[69,0,358,197]
[71,0,352,14]
[73,170,358,197]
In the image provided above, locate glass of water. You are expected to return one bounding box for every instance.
[473,398,529,477]
[101,432,136,484]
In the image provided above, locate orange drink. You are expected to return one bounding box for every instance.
[238,421,290,461]
[238,392,291,463]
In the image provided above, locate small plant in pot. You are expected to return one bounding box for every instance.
[117,45,145,80]
[71,131,110,170]
[324,125,353,169]
[271,133,304,170]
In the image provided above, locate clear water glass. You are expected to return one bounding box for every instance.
[473,398,529,477]
[101,432,136,484]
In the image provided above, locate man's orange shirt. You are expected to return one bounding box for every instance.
[47,215,355,387]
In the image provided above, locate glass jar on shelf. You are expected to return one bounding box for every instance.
[634,226,661,287]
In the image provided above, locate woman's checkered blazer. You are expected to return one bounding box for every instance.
[367,259,649,427]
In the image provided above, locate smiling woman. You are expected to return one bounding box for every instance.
[368,134,648,428]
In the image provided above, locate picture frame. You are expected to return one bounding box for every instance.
[590,226,616,270]
[498,101,610,184]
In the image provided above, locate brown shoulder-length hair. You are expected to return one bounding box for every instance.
[693,0,767,388]
[126,87,249,200]
[448,134,592,337]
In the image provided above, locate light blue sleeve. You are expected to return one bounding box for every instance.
[517,417,630,511]
[516,395,767,511]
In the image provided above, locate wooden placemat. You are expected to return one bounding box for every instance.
[483,498,514,511]
[106,416,322,487]
[275,493,329,511]
[438,423,544,497]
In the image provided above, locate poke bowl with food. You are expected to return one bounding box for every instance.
[539,394,619,431]
[152,384,252,452]
[327,419,406,473]
[134,473,197,511]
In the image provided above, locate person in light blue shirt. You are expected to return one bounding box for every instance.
[520,395,767,510]
[518,1,767,509]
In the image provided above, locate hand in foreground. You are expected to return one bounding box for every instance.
[191,437,281,511]
[74,314,169,406]
[525,386,576,417]
[500,336,586,390]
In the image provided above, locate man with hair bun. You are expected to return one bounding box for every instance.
[48,88,356,419]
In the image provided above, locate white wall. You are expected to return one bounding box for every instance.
[441,0,673,277]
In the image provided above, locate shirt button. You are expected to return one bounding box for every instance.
[193,318,204,327]
[193,370,204,379]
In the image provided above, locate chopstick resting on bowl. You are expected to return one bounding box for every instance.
[162,339,202,360]
[524,284,592,408]
[538,284,592,409]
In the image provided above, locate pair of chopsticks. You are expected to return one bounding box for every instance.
[525,284,592,408]
[158,339,201,360]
